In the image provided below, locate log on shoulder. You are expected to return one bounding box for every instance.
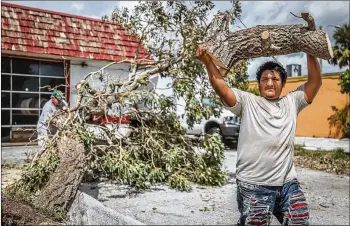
[203,12,333,76]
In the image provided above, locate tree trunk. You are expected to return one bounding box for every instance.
[34,133,87,214]
[203,12,333,76]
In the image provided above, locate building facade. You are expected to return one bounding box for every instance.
[1,2,150,143]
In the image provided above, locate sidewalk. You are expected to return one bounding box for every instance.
[295,137,349,153]
[1,145,38,164]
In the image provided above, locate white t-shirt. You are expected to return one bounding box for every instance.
[37,100,62,136]
[223,84,309,186]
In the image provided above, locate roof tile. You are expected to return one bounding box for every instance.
[2,11,10,18]
[1,2,151,62]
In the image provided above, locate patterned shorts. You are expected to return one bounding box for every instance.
[236,178,309,225]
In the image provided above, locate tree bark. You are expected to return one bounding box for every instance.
[34,133,87,214]
[203,12,333,76]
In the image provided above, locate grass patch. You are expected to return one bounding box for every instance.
[294,145,350,175]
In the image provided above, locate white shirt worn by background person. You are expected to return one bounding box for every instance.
[37,100,62,137]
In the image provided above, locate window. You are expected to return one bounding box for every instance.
[12,58,39,75]
[1,57,11,73]
[1,56,67,143]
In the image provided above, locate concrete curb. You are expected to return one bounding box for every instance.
[295,137,349,153]
[68,191,145,225]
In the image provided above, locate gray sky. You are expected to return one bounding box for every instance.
[3,0,349,83]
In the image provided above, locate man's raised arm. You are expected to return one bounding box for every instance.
[196,47,237,107]
[304,54,322,104]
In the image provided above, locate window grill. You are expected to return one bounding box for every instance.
[1,56,67,143]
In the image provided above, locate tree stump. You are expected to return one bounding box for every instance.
[34,133,87,214]
[203,12,333,76]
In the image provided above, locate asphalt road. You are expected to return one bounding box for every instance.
[81,149,349,225]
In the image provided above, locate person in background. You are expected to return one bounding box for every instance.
[36,90,68,148]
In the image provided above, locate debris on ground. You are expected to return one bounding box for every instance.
[294,145,350,175]
[1,196,61,226]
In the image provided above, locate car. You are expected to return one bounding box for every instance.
[178,98,240,146]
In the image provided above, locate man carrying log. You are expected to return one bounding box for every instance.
[196,47,321,225]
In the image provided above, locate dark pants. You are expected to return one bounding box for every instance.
[236,178,309,226]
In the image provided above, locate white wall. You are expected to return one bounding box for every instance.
[70,59,130,107]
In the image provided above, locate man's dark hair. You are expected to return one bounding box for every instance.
[256,61,287,85]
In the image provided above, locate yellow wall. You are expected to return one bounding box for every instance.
[249,73,349,138]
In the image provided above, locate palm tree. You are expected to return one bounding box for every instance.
[327,24,350,138]
[329,24,350,68]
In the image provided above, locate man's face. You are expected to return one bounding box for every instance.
[51,97,61,106]
[259,70,284,100]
